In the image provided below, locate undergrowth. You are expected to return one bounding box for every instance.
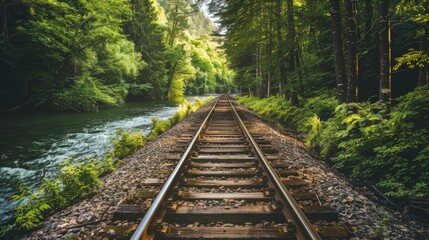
[2,97,213,236]
[237,94,336,132]
[238,86,429,199]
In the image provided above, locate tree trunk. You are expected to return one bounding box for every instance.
[267,17,273,97]
[358,0,373,102]
[276,0,287,96]
[267,39,272,97]
[295,50,304,93]
[258,45,264,97]
[379,0,391,108]
[168,4,179,47]
[165,61,178,98]
[287,0,299,102]
[329,0,347,104]
[418,24,428,86]
[291,90,299,107]
[286,0,295,73]
[345,0,358,102]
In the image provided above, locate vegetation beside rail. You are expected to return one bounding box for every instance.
[238,86,429,200]
[0,97,212,237]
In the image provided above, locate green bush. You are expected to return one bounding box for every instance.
[113,129,145,159]
[237,94,335,132]
[97,152,118,176]
[11,184,51,230]
[312,87,429,198]
[11,161,102,230]
[319,102,386,172]
[239,87,429,199]
[59,162,101,200]
[148,118,172,140]
[374,87,429,197]
[306,115,323,153]
[303,95,337,121]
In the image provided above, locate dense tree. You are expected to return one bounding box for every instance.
[0,0,232,111]
[206,0,422,107]
[225,0,429,202]
[0,0,145,111]
[125,0,167,99]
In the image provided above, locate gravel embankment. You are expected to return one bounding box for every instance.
[24,99,426,239]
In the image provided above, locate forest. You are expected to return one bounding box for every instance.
[0,0,234,112]
[205,0,429,200]
[0,0,429,236]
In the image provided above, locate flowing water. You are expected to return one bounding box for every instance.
[0,96,211,224]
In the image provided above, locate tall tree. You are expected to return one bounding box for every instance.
[275,0,287,96]
[329,0,347,103]
[286,0,299,104]
[345,0,358,102]
[266,17,274,97]
[379,0,391,106]
[125,0,166,99]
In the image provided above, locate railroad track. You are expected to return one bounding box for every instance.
[114,95,348,239]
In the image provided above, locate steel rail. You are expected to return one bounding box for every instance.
[131,96,221,240]
[227,96,322,240]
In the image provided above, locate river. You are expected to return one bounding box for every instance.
[0,96,211,224]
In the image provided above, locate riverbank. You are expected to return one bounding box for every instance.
[19,98,427,239]
[0,96,211,229]
[17,98,216,239]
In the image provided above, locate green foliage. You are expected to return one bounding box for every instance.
[113,129,145,159]
[320,102,386,171]
[11,183,50,230]
[241,86,429,199]
[148,117,173,140]
[0,224,13,237]
[124,0,167,99]
[51,75,124,112]
[16,0,145,110]
[303,95,337,121]
[306,115,323,153]
[9,152,124,231]
[59,162,101,199]
[237,94,336,132]
[186,36,234,95]
[394,48,429,71]
[0,0,231,110]
[307,86,429,198]
[97,152,120,176]
[11,160,101,230]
